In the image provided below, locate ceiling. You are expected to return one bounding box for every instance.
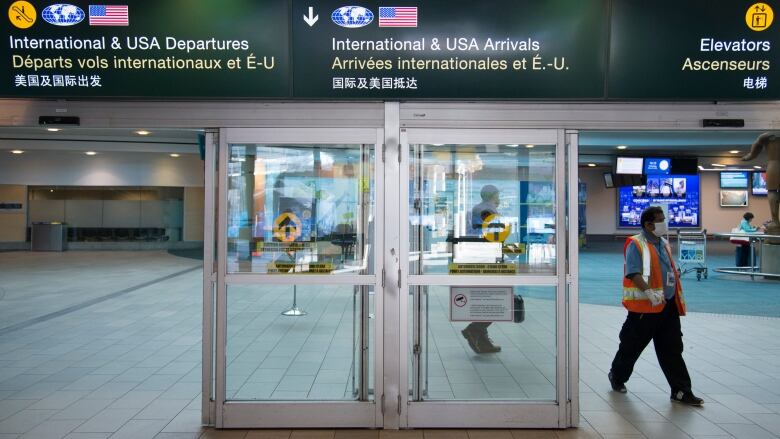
[0,127,201,154]
[0,127,772,168]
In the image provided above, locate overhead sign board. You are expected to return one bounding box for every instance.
[5,1,290,97]
[2,1,777,100]
[291,0,609,99]
[608,1,778,99]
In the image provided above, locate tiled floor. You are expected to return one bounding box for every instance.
[1,250,779,438]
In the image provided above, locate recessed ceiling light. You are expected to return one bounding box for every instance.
[169,153,180,158]
[616,145,627,150]
[729,150,740,154]
[525,144,534,148]
[49,189,54,193]
[432,144,444,146]
[587,163,597,167]
[712,163,726,167]
[85,151,97,156]
[10,150,24,154]
[47,128,61,132]
[506,144,519,147]
[136,130,151,136]
[754,166,762,169]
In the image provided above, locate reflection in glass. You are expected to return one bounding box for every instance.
[227,144,375,274]
[409,144,556,275]
[226,284,374,401]
[410,286,556,401]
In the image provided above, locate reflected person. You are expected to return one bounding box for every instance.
[461,184,502,354]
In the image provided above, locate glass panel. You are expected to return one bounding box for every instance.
[410,285,556,401]
[227,144,375,274]
[226,284,374,401]
[409,144,556,275]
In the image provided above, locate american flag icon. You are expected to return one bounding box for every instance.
[89,5,129,26]
[378,7,417,27]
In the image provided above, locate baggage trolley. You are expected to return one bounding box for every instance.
[676,229,708,281]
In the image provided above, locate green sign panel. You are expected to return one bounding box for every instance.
[5,1,290,97]
[609,0,778,99]
[2,0,778,100]
[292,0,608,98]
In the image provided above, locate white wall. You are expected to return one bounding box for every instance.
[581,168,772,235]
[0,150,203,187]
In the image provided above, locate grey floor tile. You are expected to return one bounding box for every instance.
[160,410,202,433]
[74,408,140,433]
[0,409,58,435]
[108,419,169,439]
[718,423,777,439]
[18,419,83,439]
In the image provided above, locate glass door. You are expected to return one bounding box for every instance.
[214,128,384,428]
[398,129,575,428]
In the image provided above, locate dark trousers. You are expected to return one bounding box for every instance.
[610,297,692,394]
[736,244,753,267]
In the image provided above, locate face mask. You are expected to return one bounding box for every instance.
[652,220,668,237]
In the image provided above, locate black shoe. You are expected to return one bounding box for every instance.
[461,328,501,354]
[608,372,627,393]
[461,328,482,353]
[671,390,704,406]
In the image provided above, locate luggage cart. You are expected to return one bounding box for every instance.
[676,229,708,281]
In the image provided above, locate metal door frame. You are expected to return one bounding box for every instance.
[210,127,385,428]
[392,127,578,428]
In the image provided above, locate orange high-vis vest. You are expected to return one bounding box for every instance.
[622,233,686,315]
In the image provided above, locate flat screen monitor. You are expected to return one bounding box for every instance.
[752,172,768,195]
[643,157,671,175]
[616,157,643,174]
[603,172,614,188]
[671,157,698,175]
[720,171,750,189]
[720,190,749,207]
[618,174,700,228]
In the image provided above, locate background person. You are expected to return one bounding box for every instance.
[735,212,762,267]
[608,206,704,406]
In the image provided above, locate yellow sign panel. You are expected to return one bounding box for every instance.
[267,262,333,274]
[448,263,516,275]
[9,1,36,29]
[273,212,302,242]
[746,3,774,31]
[503,243,526,254]
[482,213,511,242]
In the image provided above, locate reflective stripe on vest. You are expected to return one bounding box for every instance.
[622,234,686,315]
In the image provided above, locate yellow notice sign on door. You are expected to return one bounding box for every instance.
[482,213,511,242]
[273,212,302,242]
[448,263,516,275]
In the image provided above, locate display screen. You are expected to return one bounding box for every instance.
[721,190,749,207]
[643,157,671,175]
[720,171,749,189]
[618,174,700,228]
[753,172,768,196]
[616,157,644,174]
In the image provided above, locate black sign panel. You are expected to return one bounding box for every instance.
[2,0,779,100]
[292,0,609,98]
[609,0,779,99]
[5,1,289,97]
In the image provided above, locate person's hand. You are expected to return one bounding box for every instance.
[644,289,664,307]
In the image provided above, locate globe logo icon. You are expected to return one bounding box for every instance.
[42,4,85,26]
[331,6,374,28]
